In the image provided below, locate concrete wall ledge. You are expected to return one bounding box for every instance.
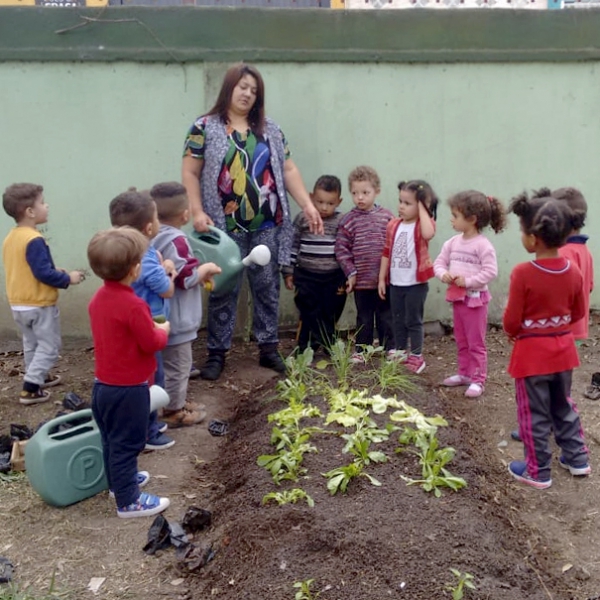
[1,7,600,62]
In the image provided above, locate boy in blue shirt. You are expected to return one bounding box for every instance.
[109,189,176,449]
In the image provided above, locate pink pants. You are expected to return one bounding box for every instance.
[452,302,488,385]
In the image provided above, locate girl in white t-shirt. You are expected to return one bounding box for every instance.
[378,180,438,374]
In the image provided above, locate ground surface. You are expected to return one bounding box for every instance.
[2,319,600,600]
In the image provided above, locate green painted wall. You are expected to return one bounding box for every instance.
[1,9,600,338]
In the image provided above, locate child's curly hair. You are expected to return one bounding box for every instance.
[348,166,380,191]
[509,191,575,249]
[398,180,438,220]
[448,190,506,234]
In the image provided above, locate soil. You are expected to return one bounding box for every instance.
[2,318,600,600]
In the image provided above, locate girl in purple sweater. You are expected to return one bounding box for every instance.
[433,190,506,398]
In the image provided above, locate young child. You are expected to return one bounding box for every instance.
[109,189,176,451]
[504,193,590,489]
[434,190,506,398]
[151,182,221,428]
[552,187,594,343]
[87,227,171,518]
[283,175,346,353]
[378,180,438,374]
[2,183,85,405]
[335,166,394,363]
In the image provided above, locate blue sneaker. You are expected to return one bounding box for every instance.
[158,421,168,434]
[109,471,150,498]
[117,492,170,519]
[508,461,552,490]
[145,433,175,451]
[559,456,591,476]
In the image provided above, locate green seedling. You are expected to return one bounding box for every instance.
[446,569,476,600]
[268,403,323,432]
[340,416,390,465]
[323,462,381,495]
[293,579,320,600]
[389,402,448,435]
[317,338,354,388]
[257,440,316,484]
[262,488,314,507]
[400,431,467,497]
[363,358,420,395]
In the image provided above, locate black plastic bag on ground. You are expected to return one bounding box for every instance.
[63,392,90,412]
[0,557,13,583]
[10,424,32,441]
[181,506,212,533]
[176,542,216,573]
[143,515,171,555]
[0,452,11,474]
[143,515,190,555]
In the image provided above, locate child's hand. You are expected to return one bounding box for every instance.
[69,270,86,285]
[284,275,294,291]
[441,272,454,284]
[454,275,466,288]
[378,280,386,300]
[163,259,176,278]
[346,275,356,294]
[155,320,171,336]
[198,262,222,289]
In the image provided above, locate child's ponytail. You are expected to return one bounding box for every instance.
[487,196,506,234]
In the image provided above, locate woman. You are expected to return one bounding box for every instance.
[182,63,323,380]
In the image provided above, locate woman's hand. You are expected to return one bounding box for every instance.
[193,210,214,233]
[303,203,323,235]
[283,158,324,234]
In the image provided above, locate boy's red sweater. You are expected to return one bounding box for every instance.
[89,281,168,385]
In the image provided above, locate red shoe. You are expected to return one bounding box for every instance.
[405,354,425,374]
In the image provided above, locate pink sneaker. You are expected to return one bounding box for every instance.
[405,354,425,374]
[442,374,471,387]
[386,349,408,363]
[465,383,484,398]
[350,352,366,365]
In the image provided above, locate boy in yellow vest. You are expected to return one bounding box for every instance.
[2,183,85,404]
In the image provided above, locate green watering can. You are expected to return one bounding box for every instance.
[187,226,271,296]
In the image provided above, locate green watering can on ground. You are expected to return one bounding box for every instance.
[187,226,271,296]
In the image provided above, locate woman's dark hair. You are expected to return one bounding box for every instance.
[398,180,439,220]
[447,190,506,234]
[207,63,266,135]
[509,192,575,249]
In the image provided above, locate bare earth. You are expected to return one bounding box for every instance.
[2,318,600,600]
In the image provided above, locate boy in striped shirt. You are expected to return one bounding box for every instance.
[283,175,346,354]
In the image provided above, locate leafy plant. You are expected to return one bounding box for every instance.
[399,430,467,497]
[262,488,314,507]
[361,357,419,395]
[445,569,476,600]
[317,338,354,389]
[257,439,316,484]
[293,579,320,600]
[323,463,381,495]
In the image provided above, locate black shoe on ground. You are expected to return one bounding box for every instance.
[200,352,225,381]
[510,429,522,442]
[259,352,286,373]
